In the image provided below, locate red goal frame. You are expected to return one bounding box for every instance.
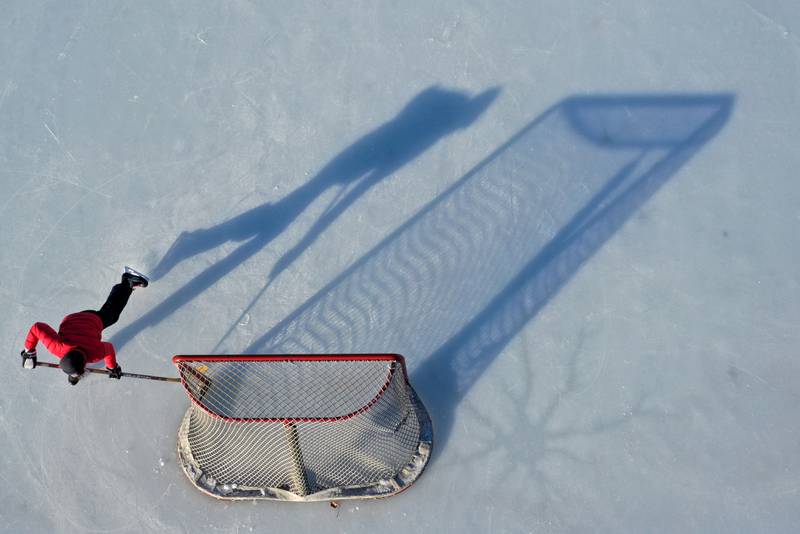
[172,354,411,424]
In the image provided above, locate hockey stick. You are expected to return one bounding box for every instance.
[35,361,181,383]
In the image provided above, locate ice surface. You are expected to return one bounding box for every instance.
[2,1,799,532]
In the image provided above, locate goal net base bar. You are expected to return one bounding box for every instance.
[173,354,433,502]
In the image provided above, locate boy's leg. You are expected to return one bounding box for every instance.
[95,283,133,329]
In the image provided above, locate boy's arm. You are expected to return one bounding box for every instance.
[25,323,70,356]
[102,342,118,370]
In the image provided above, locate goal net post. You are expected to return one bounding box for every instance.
[173,354,433,501]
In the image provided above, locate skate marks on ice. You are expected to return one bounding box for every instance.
[110,86,499,351]
[25,383,177,533]
[244,94,733,454]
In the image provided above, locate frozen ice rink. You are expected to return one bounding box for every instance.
[2,1,799,532]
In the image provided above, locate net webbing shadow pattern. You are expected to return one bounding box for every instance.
[173,354,433,501]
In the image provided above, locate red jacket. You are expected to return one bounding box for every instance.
[25,312,117,369]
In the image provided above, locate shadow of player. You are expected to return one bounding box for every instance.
[151,85,500,282]
[112,85,500,351]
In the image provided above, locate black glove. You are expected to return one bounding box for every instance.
[107,365,123,379]
[20,349,37,369]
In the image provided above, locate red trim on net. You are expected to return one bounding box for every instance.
[173,354,408,424]
[173,354,408,383]
[173,353,403,362]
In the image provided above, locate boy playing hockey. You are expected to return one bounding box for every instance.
[20,267,149,385]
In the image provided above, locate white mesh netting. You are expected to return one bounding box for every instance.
[174,355,432,501]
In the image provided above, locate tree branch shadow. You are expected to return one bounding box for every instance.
[448,332,663,519]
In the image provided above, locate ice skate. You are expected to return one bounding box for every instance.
[122,266,150,289]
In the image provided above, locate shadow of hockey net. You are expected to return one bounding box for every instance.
[173,354,433,501]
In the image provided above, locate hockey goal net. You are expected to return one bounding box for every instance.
[173,354,433,501]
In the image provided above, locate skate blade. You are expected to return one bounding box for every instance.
[124,266,151,283]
